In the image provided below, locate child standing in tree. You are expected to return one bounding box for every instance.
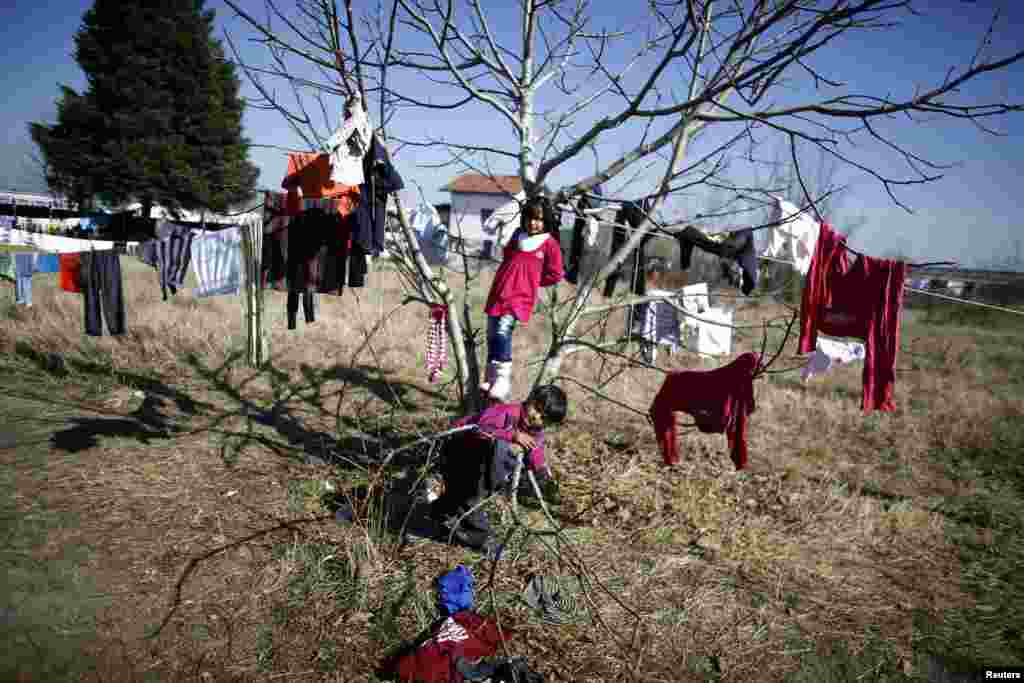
[480,201,564,401]
[430,385,568,550]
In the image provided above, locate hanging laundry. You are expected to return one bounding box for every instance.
[676,225,758,295]
[679,282,709,313]
[80,250,126,336]
[384,611,512,683]
[565,187,603,284]
[33,253,60,273]
[0,252,14,281]
[190,226,242,298]
[14,253,34,306]
[409,202,449,266]
[59,252,83,294]
[756,196,820,275]
[261,191,292,290]
[427,305,448,383]
[288,207,365,294]
[325,93,372,187]
[801,336,866,382]
[798,223,907,412]
[354,135,405,257]
[686,306,734,356]
[281,152,361,210]
[140,221,195,300]
[637,288,682,362]
[603,200,653,300]
[649,352,760,469]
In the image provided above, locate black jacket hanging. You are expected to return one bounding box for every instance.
[354,135,404,257]
[603,200,652,299]
[566,189,603,285]
[286,207,366,295]
[676,225,757,295]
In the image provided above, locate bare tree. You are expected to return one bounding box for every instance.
[222,0,1023,406]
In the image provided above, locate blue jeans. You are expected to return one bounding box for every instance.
[487,314,517,362]
[14,253,34,306]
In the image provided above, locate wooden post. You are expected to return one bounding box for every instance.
[240,211,265,368]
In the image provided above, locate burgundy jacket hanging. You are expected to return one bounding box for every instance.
[649,352,760,469]
[798,223,907,412]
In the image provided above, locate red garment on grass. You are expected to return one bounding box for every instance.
[59,253,83,293]
[484,231,563,323]
[649,352,760,469]
[798,223,907,412]
[388,611,511,683]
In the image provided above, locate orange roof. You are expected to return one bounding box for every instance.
[441,174,523,195]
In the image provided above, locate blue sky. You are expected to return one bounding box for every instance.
[1,0,1022,268]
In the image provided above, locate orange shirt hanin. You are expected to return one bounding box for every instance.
[59,253,83,294]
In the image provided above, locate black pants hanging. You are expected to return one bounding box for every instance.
[287,291,316,329]
[81,251,126,336]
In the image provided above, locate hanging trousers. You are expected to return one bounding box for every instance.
[287,291,316,329]
[81,251,126,336]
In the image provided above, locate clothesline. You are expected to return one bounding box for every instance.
[904,285,1024,316]
[764,255,1024,317]
[570,195,962,271]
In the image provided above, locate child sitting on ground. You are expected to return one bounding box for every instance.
[430,385,568,550]
[480,201,564,401]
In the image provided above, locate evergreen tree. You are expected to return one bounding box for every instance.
[30,0,259,217]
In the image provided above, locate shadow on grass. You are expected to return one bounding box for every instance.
[49,394,182,453]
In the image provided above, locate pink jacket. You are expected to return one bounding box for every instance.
[484,230,563,323]
[453,402,548,472]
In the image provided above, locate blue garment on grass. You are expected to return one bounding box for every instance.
[437,564,475,616]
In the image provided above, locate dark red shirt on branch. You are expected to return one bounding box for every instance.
[649,352,760,469]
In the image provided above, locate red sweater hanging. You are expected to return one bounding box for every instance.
[649,352,760,469]
[798,223,907,412]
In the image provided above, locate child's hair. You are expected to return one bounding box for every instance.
[527,384,568,425]
[522,201,544,225]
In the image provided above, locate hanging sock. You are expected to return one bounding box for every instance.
[426,304,448,383]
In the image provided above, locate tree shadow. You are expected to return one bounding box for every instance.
[14,341,210,417]
[50,394,182,453]
[184,350,458,470]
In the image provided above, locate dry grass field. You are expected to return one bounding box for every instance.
[1,249,1022,681]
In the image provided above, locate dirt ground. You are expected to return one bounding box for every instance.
[2,264,1023,681]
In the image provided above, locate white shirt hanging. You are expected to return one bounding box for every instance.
[801,336,866,382]
[325,98,372,187]
[756,196,820,275]
[686,306,733,356]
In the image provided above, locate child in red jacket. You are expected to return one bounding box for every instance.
[480,201,564,401]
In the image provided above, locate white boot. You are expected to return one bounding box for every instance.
[479,361,498,396]
[488,361,513,401]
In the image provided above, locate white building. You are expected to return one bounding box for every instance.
[441,174,524,255]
